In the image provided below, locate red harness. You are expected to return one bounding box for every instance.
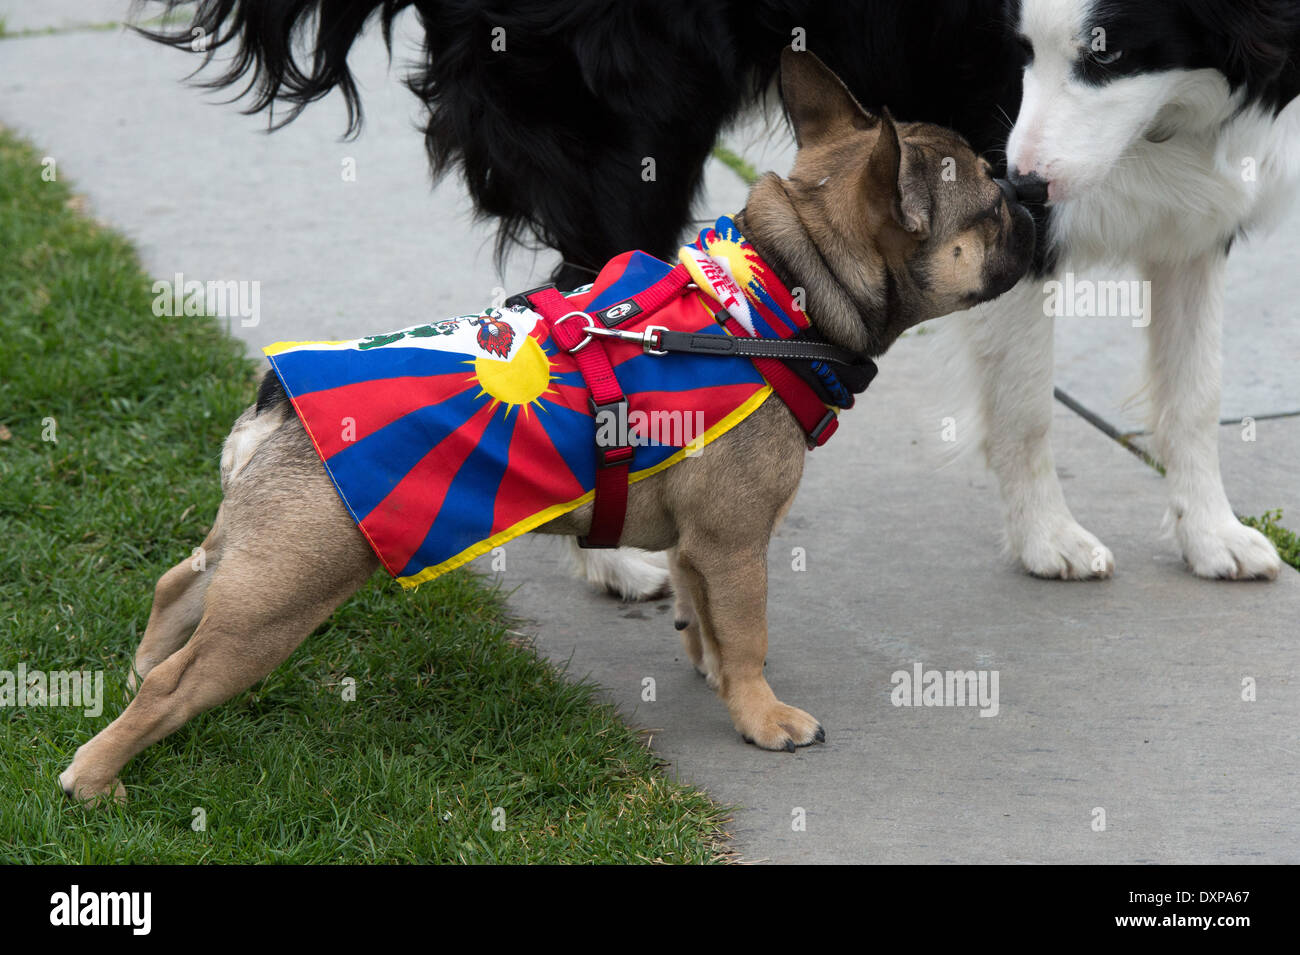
[519,263,843,548]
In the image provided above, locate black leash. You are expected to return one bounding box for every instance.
[651,328,862,364]
[583,320,864,367]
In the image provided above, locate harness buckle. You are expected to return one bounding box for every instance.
[505,283,557,310]
[807,408,838,449]
[589,397,635,468]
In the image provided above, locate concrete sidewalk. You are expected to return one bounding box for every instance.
[3,3,1297,863]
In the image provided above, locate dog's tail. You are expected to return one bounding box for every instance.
[132,0,410,135]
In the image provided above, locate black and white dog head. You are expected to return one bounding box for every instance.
[1006,0,1300,202]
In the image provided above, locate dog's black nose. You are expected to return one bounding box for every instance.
[1007,171,1049,205]
[994,177,1019,206]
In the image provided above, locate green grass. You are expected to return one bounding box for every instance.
[0,6,192,40]
[0,127,729,863]
[1242,510,1300,572]
[0,20,123,40]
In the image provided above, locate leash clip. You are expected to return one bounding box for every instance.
[585,324,669,355]
[642,325,668,356]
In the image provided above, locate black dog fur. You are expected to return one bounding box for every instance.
[137,0,1032,287]
[137,1,1300,286]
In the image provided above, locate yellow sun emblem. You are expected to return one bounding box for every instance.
[705,231,772,294]
[469,335,555,418]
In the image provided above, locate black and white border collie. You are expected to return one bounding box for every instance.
[142,0,1300,592]
[977,0,1298,581]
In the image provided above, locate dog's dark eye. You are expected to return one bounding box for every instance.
[1015,34,1034,64]
[1076,46,1128,84]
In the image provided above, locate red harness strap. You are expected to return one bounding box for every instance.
[526,265,697,548]
[526,263,834,549]
[597,263,694,324]
[594,261,838,447]
[527,289,629,547]
[713,312,839,447]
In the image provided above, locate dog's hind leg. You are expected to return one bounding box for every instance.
[124,401,280,690]
[127,510,226,693]
[1143,254,1280,579]
[60,418,379,805]
[951,277,1115,579]
[60,523,377,805]
[668,548,718,688]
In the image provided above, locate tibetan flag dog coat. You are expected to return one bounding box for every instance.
[265,217,864,588]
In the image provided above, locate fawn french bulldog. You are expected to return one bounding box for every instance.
[61,50,1033,804]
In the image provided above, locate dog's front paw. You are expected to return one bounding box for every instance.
[1178,516,1280,580]
[733,697,825,752]
[1013,516,1114,580]
[59,761,126,807]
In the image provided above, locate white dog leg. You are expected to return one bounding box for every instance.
[954,277,1115,578]
[567,541,672,600]
[1144,254,1280,579]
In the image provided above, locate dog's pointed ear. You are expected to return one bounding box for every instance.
[866,108,930,237]
[780,47,876,147]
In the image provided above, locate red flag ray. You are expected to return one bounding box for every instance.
[294,371,477,460]
[359,399,498,575]
[491,408,587,532]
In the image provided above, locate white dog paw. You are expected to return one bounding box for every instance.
[1178,517,1280,580]
[1014,518,1115,580]
[572,545,672,601]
